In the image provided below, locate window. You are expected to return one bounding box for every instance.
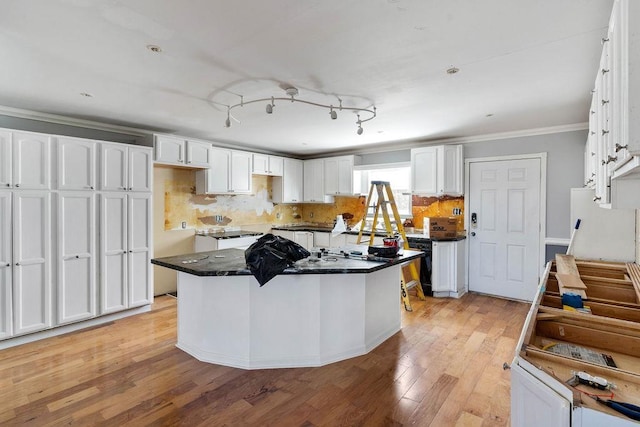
[353,163,411,217]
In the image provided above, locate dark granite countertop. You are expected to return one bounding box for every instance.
[151,246,424,277]
[271,225,466,241]
[195,230,264,239]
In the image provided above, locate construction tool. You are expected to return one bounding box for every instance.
[356,181,425,311]
[566,219,581,255]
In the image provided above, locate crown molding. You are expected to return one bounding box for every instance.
[0,105,155,137]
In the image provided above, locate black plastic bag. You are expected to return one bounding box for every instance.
[244,233,310,286]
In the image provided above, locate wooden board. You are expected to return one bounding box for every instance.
[556,254,580,276]
[555,254,588,299]
[626,263,640,304]
[555,273,587,290]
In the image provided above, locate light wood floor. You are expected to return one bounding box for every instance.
[0,293,529,426]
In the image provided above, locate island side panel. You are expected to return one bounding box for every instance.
[176,273,252,368]
[364,266,403,350]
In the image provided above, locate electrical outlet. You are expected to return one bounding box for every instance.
[310,212,314,218]
[276,213,281,219]
[181,221,187,229]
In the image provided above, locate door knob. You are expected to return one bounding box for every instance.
[471,232,476,236]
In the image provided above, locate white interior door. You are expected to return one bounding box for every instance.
[468,157,542,301]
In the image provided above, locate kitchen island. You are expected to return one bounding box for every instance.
[152,246,424,369]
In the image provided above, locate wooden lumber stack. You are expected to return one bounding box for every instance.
[626,263,640,304]
[555,254,587,299]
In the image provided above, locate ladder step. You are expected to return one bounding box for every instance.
[405,280,421,290]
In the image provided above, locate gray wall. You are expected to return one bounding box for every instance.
[463,130,586,239]
[0,114,152,146]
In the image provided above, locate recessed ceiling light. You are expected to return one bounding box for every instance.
[80,92,93,97]
[146,44,162,53]
[446,67,460,75]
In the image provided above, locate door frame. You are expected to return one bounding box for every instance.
[463,152,547,299]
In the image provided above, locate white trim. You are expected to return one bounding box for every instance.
[464,152,548,299]
[0,104,153,137]
[315,123,588,158]
[353,161,411,170]
[545,238,570,246]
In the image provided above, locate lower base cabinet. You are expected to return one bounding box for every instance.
[431,240,465,297]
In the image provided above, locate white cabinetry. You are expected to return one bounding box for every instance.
[100,192,152,314]
[303,159,326,202]
[13,131,51,190]
[195,235,260,252]
[57,192,95,324]
[154,135,211,168]
[589,0,640,208]
[0,192,12,339]
[252,154,284,176]
[273,158,303,203]
[12,191,51,335]
[196,148,252,194]
[100,143,152,192]
[271,230,314,250]
[56,136,96,191]
[313,231,347,248]
[0,131,12,188]
[431,240,465,298]
[324,155,354,195]
[411,145,463,195]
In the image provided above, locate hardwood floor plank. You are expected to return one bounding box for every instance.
[0,293,529,426]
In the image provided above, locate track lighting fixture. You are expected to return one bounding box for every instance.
[223,86,375,135]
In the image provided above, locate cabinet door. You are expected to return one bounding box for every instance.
[293,231,313,251]
[13,191,51,335]
[154,135,185,165]
[129,146,152,192]
[100,193,128,314]
[101,143,128,191]
[230,151,252,193]
[283,158,303,202]
[0,130,11,188]
[431,241,453,292]
[0,192,12,339]
[304,159,325,202]
[252,153,269,174]
[314,232,331,248]
[185,140,211,168]
[128,193,152,307]
[57,192,95,324]
[198,147,230,193]
[411,147,438,194]
[13,131,50,190]
[268,156,284,176]
[441,145,463,195]
[56,136,96,191]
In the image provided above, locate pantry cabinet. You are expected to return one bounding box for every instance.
[431,240,465,298]
[56,136,96,191]
[411,145,463,196]
[0,192,12,339]
[272,158,303,203]
[57,192,96,324]
[252,153,284,176]
[12,191,51,335]
[100,143,152,192]
[196,148,252,194]
[324,155,354,195]
[12,131,51,190]
[99,192,152,314]
[154,135,211,168]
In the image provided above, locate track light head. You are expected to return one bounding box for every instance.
[225,117,231,128]
[329,108,337,120]
[357,126,363,135]
[266,103,273,114]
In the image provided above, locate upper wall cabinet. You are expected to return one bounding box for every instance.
[303,159,326,202]
[252,154,284,176]
[272,158,303,203]
[154,135,211,168]
[588,0,640,208]
[324,155,355,195]
[195,147,252,194]
[411,145,463,195]
[56,136,97,191]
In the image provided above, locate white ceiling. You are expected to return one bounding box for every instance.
[0,0,613,156]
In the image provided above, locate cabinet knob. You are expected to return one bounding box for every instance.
[602,37,610,44]
[5,183,9,187]
[470,232,476,237]
[15,262,20,266]
[606,155,617,164]
[590,110,596,115]
[601,68,610,75]
[90,186,94,190]
[4,263,9,267]
[15,184,20,188]
[602,129,609,136]
[601,99,609,106]
[593,196,602,202]
[128,187,132,191]
[76,255,80,259]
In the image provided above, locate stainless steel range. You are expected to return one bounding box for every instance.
[405,234,433,296]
